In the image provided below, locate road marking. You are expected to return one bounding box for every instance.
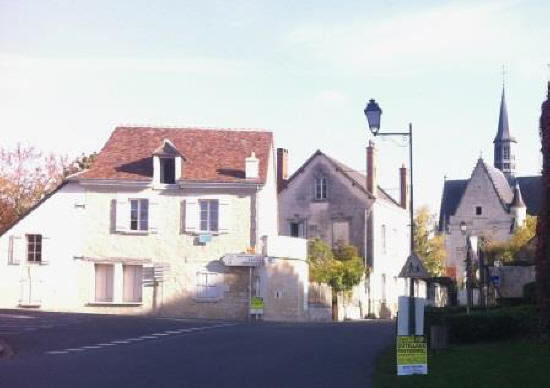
[45,323,239,355]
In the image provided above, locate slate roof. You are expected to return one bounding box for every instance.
[438,165,541,232]
[494,89,517,143]
[77,127,273,184]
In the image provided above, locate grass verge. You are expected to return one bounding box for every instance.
[372,340,550,388]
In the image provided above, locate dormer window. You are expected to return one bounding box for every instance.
[315,177,327,200]
[152,138,184,187]
[160,158,175,184]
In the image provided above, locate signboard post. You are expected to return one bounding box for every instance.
[397,253,429,376]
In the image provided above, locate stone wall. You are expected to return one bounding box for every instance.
[489,265,535,298]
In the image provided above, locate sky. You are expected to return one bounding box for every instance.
[1,0,549,215]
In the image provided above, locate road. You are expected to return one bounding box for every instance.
[0,309,394,388]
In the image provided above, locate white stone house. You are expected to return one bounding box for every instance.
[277,143,411,318]
[0,126,309,321]
[438,88,541,289]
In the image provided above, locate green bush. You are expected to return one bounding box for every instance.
[523,282,536,304]
[425,305,538,344]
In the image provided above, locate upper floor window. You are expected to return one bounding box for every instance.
[26,234,42,263]
[160,158,176,184]
[130,199,149,231]
[476,206,482,216]
[315,177,327,200]
[503,145,510,159]
[200,199,219,232]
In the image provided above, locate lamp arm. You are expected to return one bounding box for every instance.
[372,131,410,137]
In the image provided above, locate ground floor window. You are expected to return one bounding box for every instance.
[196,272,219,299]
[123,265,143,302]
[95,264,114,302]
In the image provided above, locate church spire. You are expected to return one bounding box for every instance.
[493,86,517,179]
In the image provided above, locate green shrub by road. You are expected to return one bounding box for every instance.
[373,340,550,388]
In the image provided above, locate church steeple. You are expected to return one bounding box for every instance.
[493,87,517,179]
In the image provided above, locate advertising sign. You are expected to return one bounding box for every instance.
[250,296,264,315]
[396,336,428,375]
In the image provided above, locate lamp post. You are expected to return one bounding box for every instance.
[460,222,473,314]
[364,99,415,334]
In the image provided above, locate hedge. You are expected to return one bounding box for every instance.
[425,305,539,344]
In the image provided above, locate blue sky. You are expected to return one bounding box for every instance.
[1,0,549,214]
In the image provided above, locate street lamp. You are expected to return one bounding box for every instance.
[364,98,415,334]
[460,221,473,314]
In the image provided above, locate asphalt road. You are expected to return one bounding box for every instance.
[0,309,394,388]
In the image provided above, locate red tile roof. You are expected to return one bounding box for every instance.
[78,127,273,183]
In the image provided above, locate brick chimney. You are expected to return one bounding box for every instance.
[277,148,289,192]
[366,141,377,197]
[399,163,408,209]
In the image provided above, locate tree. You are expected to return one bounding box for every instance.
[308,239,366,292]
[483,216,537,263]
[414,206,447,276]
[0,144,68,233]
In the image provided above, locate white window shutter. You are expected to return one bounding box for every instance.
[218,199,231,232]
[115,198,130,232]
[149,200,159,234]
[180,200,185,234]
[8,235,22,265]
[41,236,50,264]
[185,199,199,232]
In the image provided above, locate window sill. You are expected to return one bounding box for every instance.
[311,198,328,202]
[86,302,143,307]
[117,230,151,236]
[153,183,180,190]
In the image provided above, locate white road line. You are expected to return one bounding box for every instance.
[45,323,239,355]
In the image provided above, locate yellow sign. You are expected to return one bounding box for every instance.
[396,336,428,375]
[250,296,264,314]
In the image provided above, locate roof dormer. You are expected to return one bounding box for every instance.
[153,138,185,186]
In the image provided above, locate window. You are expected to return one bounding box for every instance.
[200,200,219,232]
[123,265,143,303]
[476,206,482,215]
[160,158,175,184]
[196,272,219,299]
[130,199,149,231]
[26,234,42,263]
[503,145,510,159]
[290,222,301,237]
[332,220,350,245]
[315,177,327,200]
[381,225,387,254]
[495,148,501,160]
[95,264,114,302]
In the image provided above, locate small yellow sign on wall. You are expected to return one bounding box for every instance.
[396,336,428,375]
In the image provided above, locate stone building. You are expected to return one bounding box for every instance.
[0,126,309,321]
[439,88,542,284]
[277,144,411,318]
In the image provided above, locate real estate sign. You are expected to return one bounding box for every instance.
[396,336,428,375]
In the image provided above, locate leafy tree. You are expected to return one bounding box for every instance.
[63,152,98,176]
[308,239,366,292]
[483,216,537,263]
[0,144,68,232]
[414,206,447,276]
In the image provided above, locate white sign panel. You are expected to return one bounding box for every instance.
[397,296,425,336]
[221,254,264,267]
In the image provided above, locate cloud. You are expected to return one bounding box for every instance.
[284,1,544,75]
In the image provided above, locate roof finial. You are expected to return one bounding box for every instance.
[502,64,507,90]
[480,149,483,159]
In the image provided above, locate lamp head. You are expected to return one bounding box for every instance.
[364,99,382,135]
[460,221,467,235]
